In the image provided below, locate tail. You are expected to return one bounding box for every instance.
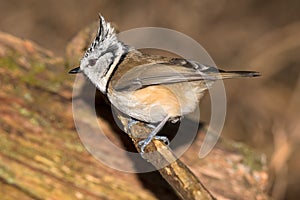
[213,70,261,80]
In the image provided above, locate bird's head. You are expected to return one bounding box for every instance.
[69,15,128,93]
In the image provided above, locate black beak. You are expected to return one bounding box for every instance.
[68,67,81,74]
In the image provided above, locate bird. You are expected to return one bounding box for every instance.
[69,15,260,154]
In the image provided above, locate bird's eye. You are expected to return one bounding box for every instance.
[88,59,97,66]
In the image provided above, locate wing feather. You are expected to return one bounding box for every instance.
[112,57,259,92]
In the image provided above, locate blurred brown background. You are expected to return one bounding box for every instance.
[1,0,299,199]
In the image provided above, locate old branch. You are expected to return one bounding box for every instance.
[117,113,216,200]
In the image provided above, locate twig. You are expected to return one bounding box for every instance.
[117,113,216,200]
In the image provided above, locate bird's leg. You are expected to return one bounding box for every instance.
[138,116,170,154]
[127,118,156,134]
[126,118,139,133]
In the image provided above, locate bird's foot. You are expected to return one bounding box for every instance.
[127,119,156,134]
[130,116,170,156]
[154,136,170,145]
[138,135,170,154]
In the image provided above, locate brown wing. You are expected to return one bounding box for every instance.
[110,51,259,92]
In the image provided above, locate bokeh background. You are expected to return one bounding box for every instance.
[1,0,299,199]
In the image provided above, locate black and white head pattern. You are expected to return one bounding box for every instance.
[80,15,128,93]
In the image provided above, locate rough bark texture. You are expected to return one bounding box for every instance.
[0,30,270,200]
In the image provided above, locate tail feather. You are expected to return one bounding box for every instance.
[215,71,261,79]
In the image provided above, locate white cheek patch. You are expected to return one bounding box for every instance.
[95,52,114,77]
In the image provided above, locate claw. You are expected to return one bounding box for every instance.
[138,139,148,154]
[127,119,156,134]
[135,116,170,155]
[127,118,138,133]
[154,136,170,145]
[138,135,170,154]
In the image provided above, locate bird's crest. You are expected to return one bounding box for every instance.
[84,14,116,58]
